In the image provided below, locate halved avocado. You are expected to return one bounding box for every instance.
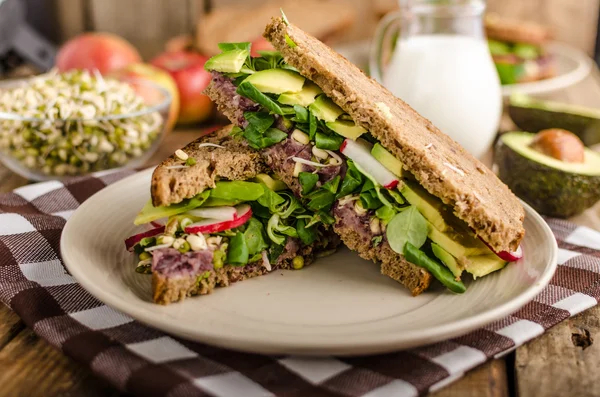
[509,94,600,146]
[495,131,600,217]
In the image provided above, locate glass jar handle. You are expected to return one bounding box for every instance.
[369,10,404,83]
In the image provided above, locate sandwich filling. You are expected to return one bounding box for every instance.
[126,175,338,304]
[488,39,553,85]
[204,42,522,293]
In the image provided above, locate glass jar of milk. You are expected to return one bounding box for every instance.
[370,0,502,159]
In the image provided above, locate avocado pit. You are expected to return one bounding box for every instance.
[530,128,585,163]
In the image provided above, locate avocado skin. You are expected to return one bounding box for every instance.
[495,138,600,218]
[508,105,600,146]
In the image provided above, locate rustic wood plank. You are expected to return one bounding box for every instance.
[0,327,121,397]
[516,305,600,397]
[430,360,509,397]
[0,305,25,351]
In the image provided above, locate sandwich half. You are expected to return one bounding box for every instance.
[203,16,526,295]
[126,125,340,305]
[485,13,554,84]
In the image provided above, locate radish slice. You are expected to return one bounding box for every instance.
[124,226,165,251]
[186,206,237,221]
[185,204,252,234]
[496,245,523,262]
[480,237,523,262]
[340,138,399,189]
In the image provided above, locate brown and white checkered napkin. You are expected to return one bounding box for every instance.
[1,169,600,397]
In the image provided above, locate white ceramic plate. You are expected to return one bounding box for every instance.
[335,40,592,98]
[62,169,558,356]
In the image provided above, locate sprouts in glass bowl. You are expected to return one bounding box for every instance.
[0,69,171,181]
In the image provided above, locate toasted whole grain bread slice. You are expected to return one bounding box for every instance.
[151,125,267,207]
[485,13,551,46]
[264,17,524,252]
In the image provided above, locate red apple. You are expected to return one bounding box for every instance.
[56,33,142,75]
[251,37,275,57]
[151,51,214,125]
[111,63,180,132]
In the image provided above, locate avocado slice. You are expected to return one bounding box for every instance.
[488,39,511,56]
[431,243,463,279]
[401,181,450,232]
[134,191,209,225]
[253,173,288,191]
[427,221,491,262]
[243,69,305,94]
[309,95,344,122]
[204,49,249,73]
[278,82,322,107]
[327,120,366,141]
[513,43,541,60]
[495,63,525,85]
[201,197,243,207]
[495,131,600,217]
[371,143,404,177]
[465,255,507,279]
[509,94,600,146]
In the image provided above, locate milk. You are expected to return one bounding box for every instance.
[383,35,502,159]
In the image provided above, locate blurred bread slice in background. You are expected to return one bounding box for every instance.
[484,12,552,46]
[197,0,356,56]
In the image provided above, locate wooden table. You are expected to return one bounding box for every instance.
[1,75,600,397]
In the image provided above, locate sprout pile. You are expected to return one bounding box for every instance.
[0,69,164,176]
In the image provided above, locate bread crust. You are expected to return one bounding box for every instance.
[485,13,551,46]
[152,238,339,305]
[264,17,525,252]
[151,125,267,207]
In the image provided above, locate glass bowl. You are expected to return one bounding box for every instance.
[0,73,171,181]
